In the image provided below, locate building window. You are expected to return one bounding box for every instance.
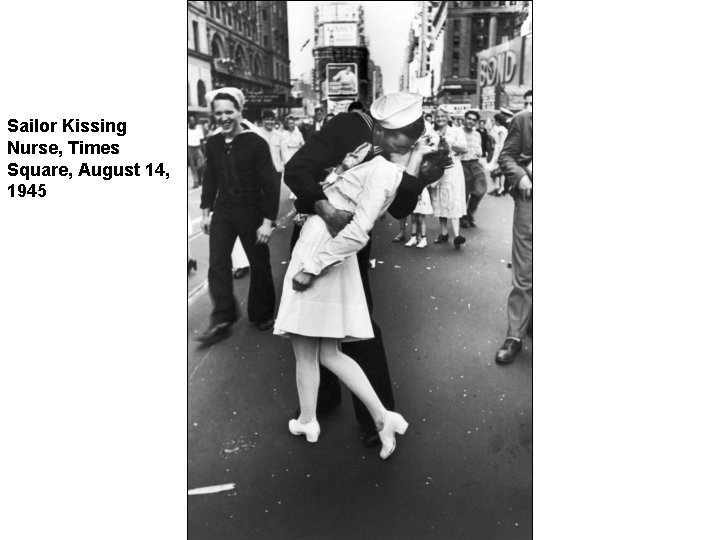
[263,35,269,47]
[197,80,207,107]
[211,36,222,59]
[192,21,199,51]
[452,51,460,60]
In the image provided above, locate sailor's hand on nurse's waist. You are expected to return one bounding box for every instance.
[256,220,273,244]
[292,271,315,291]
[315,200,352,237]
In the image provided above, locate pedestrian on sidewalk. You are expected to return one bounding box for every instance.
[283,92,435,447]
[459,110,487,229]
[279,114,305,166]
[495,89,533,365]
[486,113,509,196]
[260,110,284,185]
[188,115,206,189]
[195,87,279,345]
[276,101,448,457]
[300,107,326,141]
[428,106,468,249]
[403,187,433,249]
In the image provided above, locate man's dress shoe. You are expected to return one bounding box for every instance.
[255,319,275,331]
[195,322,232,345]
[495,338,522,365]
[361,425,381,448]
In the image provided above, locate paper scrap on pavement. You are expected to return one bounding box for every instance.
[188,483,236,496]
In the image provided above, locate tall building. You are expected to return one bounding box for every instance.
[186,1,292,122]
[437,1,529,110]
[368,59,383,103]
[188,2,213,117]
[400,1,447,103]
[312,3,377,112]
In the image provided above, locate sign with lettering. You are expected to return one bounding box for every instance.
[477,38,524,88]
[478,50,517,88]
[321,23,358,47]
[439,103,471,116]
[243,92,289,107]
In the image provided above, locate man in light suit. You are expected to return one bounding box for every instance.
[496,89,533,364]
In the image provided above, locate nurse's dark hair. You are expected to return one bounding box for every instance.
[377,116,425,141]
[211,93,240,110]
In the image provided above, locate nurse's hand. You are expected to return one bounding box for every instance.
[292,271,315,292]
[256,219,273,244]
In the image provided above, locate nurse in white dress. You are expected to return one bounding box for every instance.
[274,93,439,459]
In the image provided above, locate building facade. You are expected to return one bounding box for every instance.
[312,3,378,112]
[186,1,292,122]
[400,1,447,104]
[188,2,213,117]
[437,1,529,110]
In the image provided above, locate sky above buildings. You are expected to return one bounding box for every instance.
[287,1,418,93]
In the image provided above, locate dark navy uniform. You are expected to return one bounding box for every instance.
[201,129,279,326]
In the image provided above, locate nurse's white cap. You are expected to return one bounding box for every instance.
[370,92,423,129]
[205,87,245,109]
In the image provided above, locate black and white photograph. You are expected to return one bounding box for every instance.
[7,1,720,539]
[188,1,532,538]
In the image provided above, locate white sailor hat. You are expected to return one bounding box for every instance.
[205,87,246,109]
[370,92,423,129]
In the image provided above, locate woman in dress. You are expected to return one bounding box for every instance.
[428,107,468,249]
[486,113,509,195]
[274,125,447,459]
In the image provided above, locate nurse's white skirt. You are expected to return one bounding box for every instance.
[274,216,373,342]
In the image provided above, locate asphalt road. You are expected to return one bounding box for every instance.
[188,185,532,540]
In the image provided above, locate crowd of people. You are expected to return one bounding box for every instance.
[187,88,533,460]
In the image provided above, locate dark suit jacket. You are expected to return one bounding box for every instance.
[299,120,324,141]
[285,112,424,219]
[498,110,533,192]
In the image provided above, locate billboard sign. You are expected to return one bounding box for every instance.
[439,103,471,116]
[316,4,360,23]
[477,37,528,89]
[322,22,358,46]
[326,63,358,97]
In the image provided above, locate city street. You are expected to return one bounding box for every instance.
[188,185,532,539]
